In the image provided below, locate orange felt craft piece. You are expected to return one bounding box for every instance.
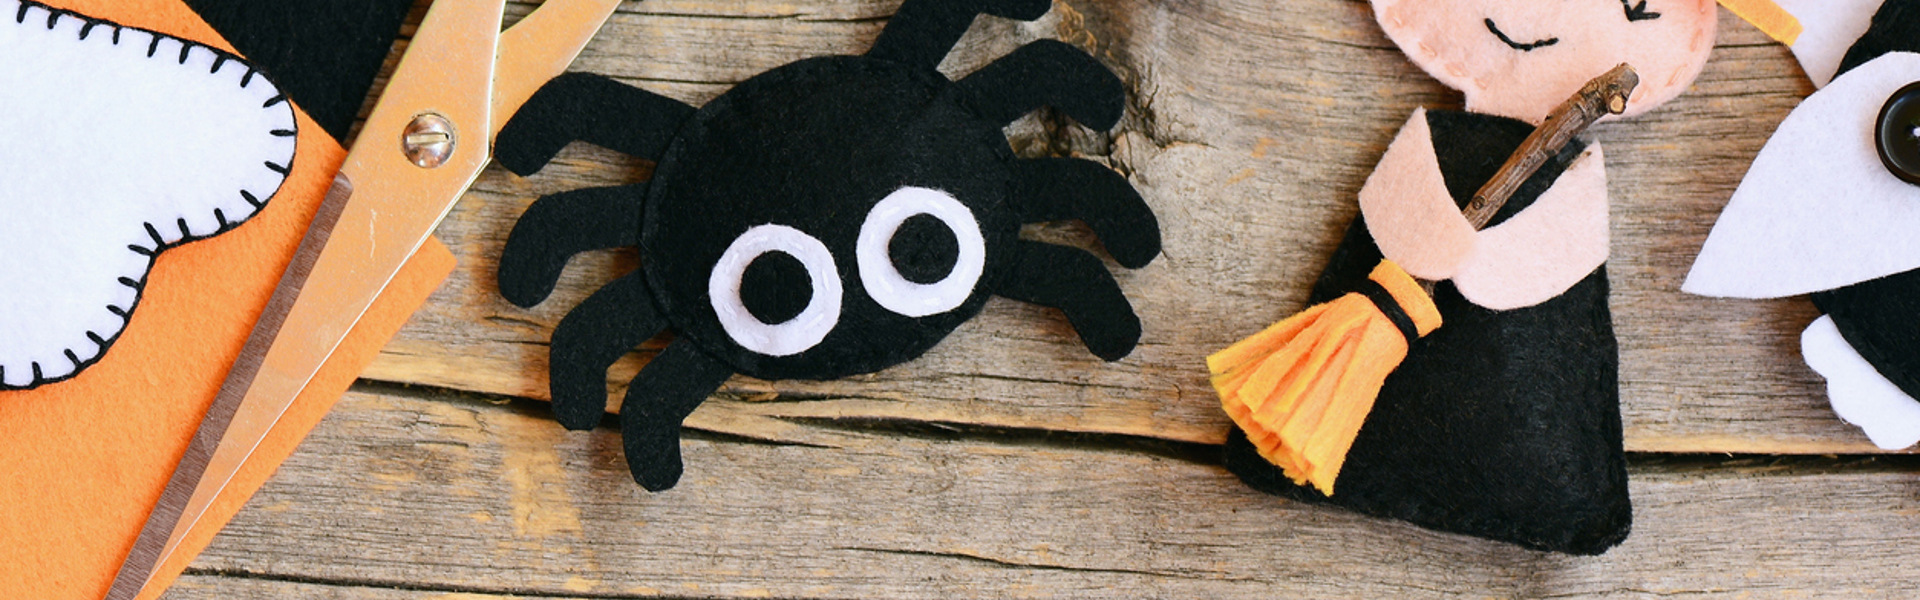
[0,1,456,598]
[1208,260,1441,495]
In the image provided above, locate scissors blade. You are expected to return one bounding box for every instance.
[105,0,506,597]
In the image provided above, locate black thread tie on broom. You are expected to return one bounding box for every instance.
[1208,63,1641,496]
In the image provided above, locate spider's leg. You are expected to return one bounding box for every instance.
[953,40,1124,130]
[549,271,666,431]
[993,240,1142,361]
[619,338,733,492]
[1011,157,1160,269]
[494,72,695,176]
[867,0,1050,70]
[499,182,647,307]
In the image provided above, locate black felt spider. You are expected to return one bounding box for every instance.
[492,0,1161,491]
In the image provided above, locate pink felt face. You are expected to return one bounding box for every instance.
[1374,0,1716,123]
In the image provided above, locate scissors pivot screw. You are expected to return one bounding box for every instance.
[402,112,456,168]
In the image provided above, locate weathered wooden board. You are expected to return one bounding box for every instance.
[360,0,1887,454]
[175,388,1920,599]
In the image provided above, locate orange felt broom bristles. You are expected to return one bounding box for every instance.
[1210,64,1642,496]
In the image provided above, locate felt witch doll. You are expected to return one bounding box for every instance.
[1210,0,1717,554]
[1687,0,1920,449]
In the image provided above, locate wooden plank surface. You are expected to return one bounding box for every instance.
[179,389,1920,599]
[168,0,1920,597]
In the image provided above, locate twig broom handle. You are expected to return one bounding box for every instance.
[1461,63,1640,229]
[1415,63,1639,296]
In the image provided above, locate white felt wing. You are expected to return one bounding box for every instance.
[0,3,295,388]
[1802,316,1920,450]
[1776,0,1886,88]
[1683,52,1920,299]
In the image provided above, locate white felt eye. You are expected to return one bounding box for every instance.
[708,224,843,356]
[855,187,987,317]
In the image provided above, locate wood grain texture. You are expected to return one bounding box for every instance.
[165,0,1920,597]
[176,389,1920,599]
[361,0,1891,454]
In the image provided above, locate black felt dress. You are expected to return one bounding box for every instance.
[1225,110,1629,555]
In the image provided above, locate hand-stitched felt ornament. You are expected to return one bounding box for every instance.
[0,1,436,598]
[1213,0,1717,555]
[495,0,1160,492]
[1687,1,1920,450]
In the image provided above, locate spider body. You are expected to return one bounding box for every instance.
[493,0,1160,491]
[646,56,1017,379]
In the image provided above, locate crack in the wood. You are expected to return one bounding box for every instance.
[768,415,1221,465]
[829,545,1249,581]
[179,566,732,600]
[615,10,891,25]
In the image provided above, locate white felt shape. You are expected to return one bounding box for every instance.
[1361,109,1611,310]
[708,224,844,357]
[1775,0,1885,88]
[856,187,987,318]
[0,2,296,388]
[1684,52,1920,299]
[1360,109,1480,282]
[1454,146,1610,311]
[1801,315,1920,450]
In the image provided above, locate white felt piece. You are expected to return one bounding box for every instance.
[708,224,844,357]
[0,2,296,387]
[856,187,987,318]
[1776,0,1885,87]
[1360,109,1479,282]
[1454,146,1611,310]
[1801,315,1920,450]
[1683,53,1920,299]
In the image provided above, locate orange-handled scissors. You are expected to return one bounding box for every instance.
[105,1,620,598]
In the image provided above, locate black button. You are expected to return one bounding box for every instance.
[1877,81,1920,186]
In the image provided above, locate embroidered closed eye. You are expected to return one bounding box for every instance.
[1621,0,1661,22]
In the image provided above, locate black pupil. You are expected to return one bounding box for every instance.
[740,251,812,324]
[889,213,960,285]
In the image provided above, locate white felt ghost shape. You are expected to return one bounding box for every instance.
[0,3,295,389]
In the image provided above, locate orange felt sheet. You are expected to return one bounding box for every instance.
[0,2,457,598]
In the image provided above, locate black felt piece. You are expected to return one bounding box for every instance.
[181,0,412,142]
[620,338,735,491]
[1010,157,1161,269]
[499,0,1157,490]
[993,240,1141,361]
[494,72,698,177]
[1837,0,1920,80]
[1355,279,1418,343]
[890,213,962,284]
[497,183,647,308]
[1812,269,1920,402]
[548,272,664,431]
[867,0,1051,70]
[740,251,815,324]
[1225,110,1629,556]
[954,40,1125,130]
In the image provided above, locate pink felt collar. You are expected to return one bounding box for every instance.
[1359,108,1609,310]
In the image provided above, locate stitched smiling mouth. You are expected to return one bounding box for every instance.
[1485,18,1559,51]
